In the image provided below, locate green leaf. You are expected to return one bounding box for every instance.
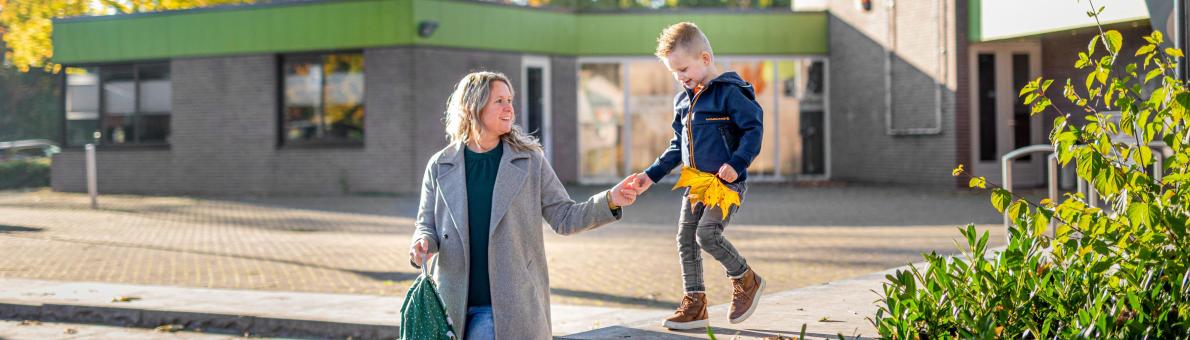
[1126,203,1153,228]
[1144,30,1164,44]
[1007,200,1027,221]
[1019,79,1037,97]
[1166,47,1185,58]
[1076,52,1090,68]
[1031,210,1050,237]
[1138,144,1154,166]
[1042,79,1054,92]
[1104,30,1123,55]
[1145,68,1163,83]
[1088,35,1100,56]
[1136,44,1156,57]
[992,188,1012,213]
[1064,80,1079,101]
[1165,173,1190,185]
[969,176,987,189]
[1104,83,1116,108]
[1031,97,1051,115]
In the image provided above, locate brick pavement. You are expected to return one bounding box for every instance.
[0,184,1006,310]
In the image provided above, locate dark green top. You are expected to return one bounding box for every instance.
[464,141,502,308]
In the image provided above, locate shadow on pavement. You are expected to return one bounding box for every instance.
[549,288,672,309]
[0,225,42,234]
[0,232,417,284]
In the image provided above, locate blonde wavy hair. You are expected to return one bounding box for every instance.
[443,71,541,153]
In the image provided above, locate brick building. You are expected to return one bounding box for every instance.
[49,0,1154,195]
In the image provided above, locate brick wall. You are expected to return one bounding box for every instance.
[53,49,420,195]
[827,0,961,187]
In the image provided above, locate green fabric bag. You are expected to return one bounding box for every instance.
[400,263,456,340]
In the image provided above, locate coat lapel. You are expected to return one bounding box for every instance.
[435,143,470,261]
[489,142,530,238]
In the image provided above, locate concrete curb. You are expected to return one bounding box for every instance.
[0,300,399,339]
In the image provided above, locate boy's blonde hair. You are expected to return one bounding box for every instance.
[655,22,714,59]
[443,71,541,152]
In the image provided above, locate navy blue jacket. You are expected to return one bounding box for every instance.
[643,72,763,184]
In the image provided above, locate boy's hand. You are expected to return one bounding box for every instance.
[717,164,738,182]
[610,175,640,207]
[632,173,654,193]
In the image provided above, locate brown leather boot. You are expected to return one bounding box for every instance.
[661,292,709,330]
[729,268,765,324]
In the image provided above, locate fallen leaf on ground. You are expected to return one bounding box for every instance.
[155,324,184,332]
[111,296,141,303]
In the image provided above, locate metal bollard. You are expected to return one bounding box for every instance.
[85,144,97,209]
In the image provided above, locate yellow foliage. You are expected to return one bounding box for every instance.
[671,166,742,219]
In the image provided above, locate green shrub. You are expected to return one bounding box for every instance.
[0,158,50,189]
[872,6,1190,339]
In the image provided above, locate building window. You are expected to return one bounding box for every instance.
[65,67,100,146]
[577,63,624,182]
[281,52,365,145]
[577,57,828,183]
[64,62,171,147]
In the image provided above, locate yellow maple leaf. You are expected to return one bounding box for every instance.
[671,167,742,219]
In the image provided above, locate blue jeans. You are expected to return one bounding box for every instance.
[465,306,494,340]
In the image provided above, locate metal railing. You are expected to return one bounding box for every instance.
[1000,145,1056,242]
[1000,142,1172,242]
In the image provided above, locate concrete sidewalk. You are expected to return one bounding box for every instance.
[0,270,893,340]
[562,270,889,340]
[0,278,668,339]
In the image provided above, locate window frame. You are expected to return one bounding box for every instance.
[276,50,366,149]
[60,60,173,150]
[574,55,832,184]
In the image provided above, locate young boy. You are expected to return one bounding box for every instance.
[631,22,765,329]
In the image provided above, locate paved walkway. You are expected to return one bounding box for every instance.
[0,183,1009,338]
[0,263,922,339]
[0,184,1004,312]
[0,320,246,340]
[0,277,666,338]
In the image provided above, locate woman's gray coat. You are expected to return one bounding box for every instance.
[411,142,621,339]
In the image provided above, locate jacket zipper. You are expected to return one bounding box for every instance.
[718,126,732,155]
[685,86,706,169]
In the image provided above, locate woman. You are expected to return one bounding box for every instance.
[408,71,639,340]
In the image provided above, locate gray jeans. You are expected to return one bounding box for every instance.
[677,182,749,292]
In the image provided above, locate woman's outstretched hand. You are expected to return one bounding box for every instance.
[610,174,641,207]
[409,237,430,268]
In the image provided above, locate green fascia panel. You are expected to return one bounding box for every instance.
[968,0,981,42]
[409,0,826,56]
[576,11,827,56]
[411,0,577,55]
[53,0,828,64]
[53,0,413,64]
